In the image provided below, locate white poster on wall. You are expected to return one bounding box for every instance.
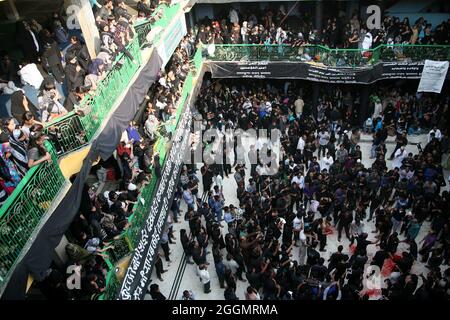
[417,60,449,93]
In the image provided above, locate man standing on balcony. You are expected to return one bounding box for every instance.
[241,21,249,44]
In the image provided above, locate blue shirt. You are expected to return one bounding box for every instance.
[224,212,235,224]
[183,190,194,204]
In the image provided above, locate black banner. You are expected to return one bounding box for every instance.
[118,103,192,300]
[206,61,449,83]
[1,50,164,300]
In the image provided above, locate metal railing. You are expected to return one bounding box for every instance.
[1,4,184,299]
[99,50,201,299]
[206,43,450,68]
[43,36,142,156]
[99,268,121,300]
[0,141,66,289]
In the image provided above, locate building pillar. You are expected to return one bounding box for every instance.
[67,0,100,59]
[315,0,323,30]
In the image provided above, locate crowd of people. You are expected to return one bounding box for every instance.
[195,5,450,49]
[1,0,450,301]
[28,35,195,299]
[150,77,450,300]
[0,1,144,207]
[1,0,145,120]
[0,116,53,207]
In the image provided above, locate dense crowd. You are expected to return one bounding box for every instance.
[0,1,142,207]
[157,77,450,300]
[1,0,450,301]
[195,5,450,49]
[34,38,194,299]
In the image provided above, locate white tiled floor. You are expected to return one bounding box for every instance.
[145,132,449,300]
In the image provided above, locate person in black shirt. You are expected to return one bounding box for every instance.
[328,245,347,272]
[355,233,378,256]
[371,248,389,269]
[310,258,328,282]
[148,283,166,300]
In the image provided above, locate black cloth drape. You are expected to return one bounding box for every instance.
[2,50,163,300]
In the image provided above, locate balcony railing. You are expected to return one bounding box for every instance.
[0,141,66,290]
[43,36,142,156]
[0,4,186,299]
[206,43,450,68]
[98,49,202,300]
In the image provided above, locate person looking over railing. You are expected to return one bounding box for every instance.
[38,82,68,123]
[21,112,43,138]
[85,59,107,92]
[27,132,52,168]
[137,0,155,17]
[8,128,29,177]
[0,143,22,193]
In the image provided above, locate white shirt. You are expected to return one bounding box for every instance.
[320,156,334,171]
[212,174,223,190]
[318,131,330,146]
[428,129,442,142]
[291,175,305,189]
[197,267,210,284]
[293,217,303,230]
[362,32,372,50]
[223,259,239,274]
[392,148,406,169]
[297,137,305,151]
[18,63,43,89]
[373,102,382,118]
[243,100,252,112]
[294,98,304,114]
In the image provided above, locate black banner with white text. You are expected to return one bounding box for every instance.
[118,103,192,300]
[205,61,450,83]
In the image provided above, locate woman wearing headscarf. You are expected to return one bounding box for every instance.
[9,128,29,177]
[0,155,15,197]
[38,82,67,123]
[40,29,65,83]
[0,143,22,188]
[84,58,106,91]
[10,89,39,122]
[64,52,86,92]
[27,132,52,168]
